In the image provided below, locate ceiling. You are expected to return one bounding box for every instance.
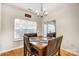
[7,3,70,13]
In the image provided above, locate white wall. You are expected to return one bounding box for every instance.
[0,4,1,33]
[44,4,79,54]
[0,3,1,32]
[0,3,2,50]
[0,4,39,51]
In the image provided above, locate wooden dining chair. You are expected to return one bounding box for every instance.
[24,33,38,42]
[46,36,63,56]
[24,36,33,56]
[24,36,31,56]
[24,35,38,56]
[24,33,37,37]
[47,32,56,37]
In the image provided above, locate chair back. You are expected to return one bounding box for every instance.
[47,32,56,37]
[24,35,38,56]
[47,36,63,56]
[24,36,31,55]
[24,33,37,37]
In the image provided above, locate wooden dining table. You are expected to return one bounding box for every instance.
[29,37,54,56]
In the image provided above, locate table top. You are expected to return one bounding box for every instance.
[30,42,48,50]
[29,37,55,41]
[29,37,55,50]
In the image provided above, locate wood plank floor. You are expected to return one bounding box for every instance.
[0,48,78,56]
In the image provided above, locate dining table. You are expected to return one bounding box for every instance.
[29,37,55,56]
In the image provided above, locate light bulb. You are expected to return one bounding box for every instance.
[35,10,38,13]
[44,12,48,16]
[43,8,46,11]
[37,12,39,16]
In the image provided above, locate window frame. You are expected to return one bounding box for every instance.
[14,18,37,41]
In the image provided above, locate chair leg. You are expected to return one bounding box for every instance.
[27,51,29,56]
[24,48,27,56]
[24,48,26,56]
[27,51,32,56]
[58,48,61,56]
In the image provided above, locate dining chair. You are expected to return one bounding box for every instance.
[24,33,38,42]
[46,36,63,56]
[27,36,63,56]
[24,36,30,56]
[47,32,56,37]
[24,36,33,56]
[24,33,37,37]
[24,35,38,56]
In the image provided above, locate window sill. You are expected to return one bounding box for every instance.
[13,38,23,42]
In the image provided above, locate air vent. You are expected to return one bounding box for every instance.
[25,13,31,18]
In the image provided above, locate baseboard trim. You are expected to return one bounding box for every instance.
[0,46,23,54]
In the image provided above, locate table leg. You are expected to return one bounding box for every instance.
[58,48,61,56]
[38,49,43,56]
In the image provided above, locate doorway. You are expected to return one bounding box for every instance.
[43,20,56,37]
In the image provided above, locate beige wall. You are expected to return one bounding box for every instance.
[44,4,79,54]
[0,4,39,51]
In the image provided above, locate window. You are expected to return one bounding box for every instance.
[44,24,48,37]
[44,23,55,37]
[48,24,55,33]
[14,18,37,40]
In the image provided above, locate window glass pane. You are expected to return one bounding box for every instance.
[14,19,37,40]
[44,24,47,37]
[48,24,55,33]
[43,23,55,37]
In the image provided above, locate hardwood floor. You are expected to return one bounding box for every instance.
[0,48,78,56]
[60,49,77,56]
[0,48,24,56]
